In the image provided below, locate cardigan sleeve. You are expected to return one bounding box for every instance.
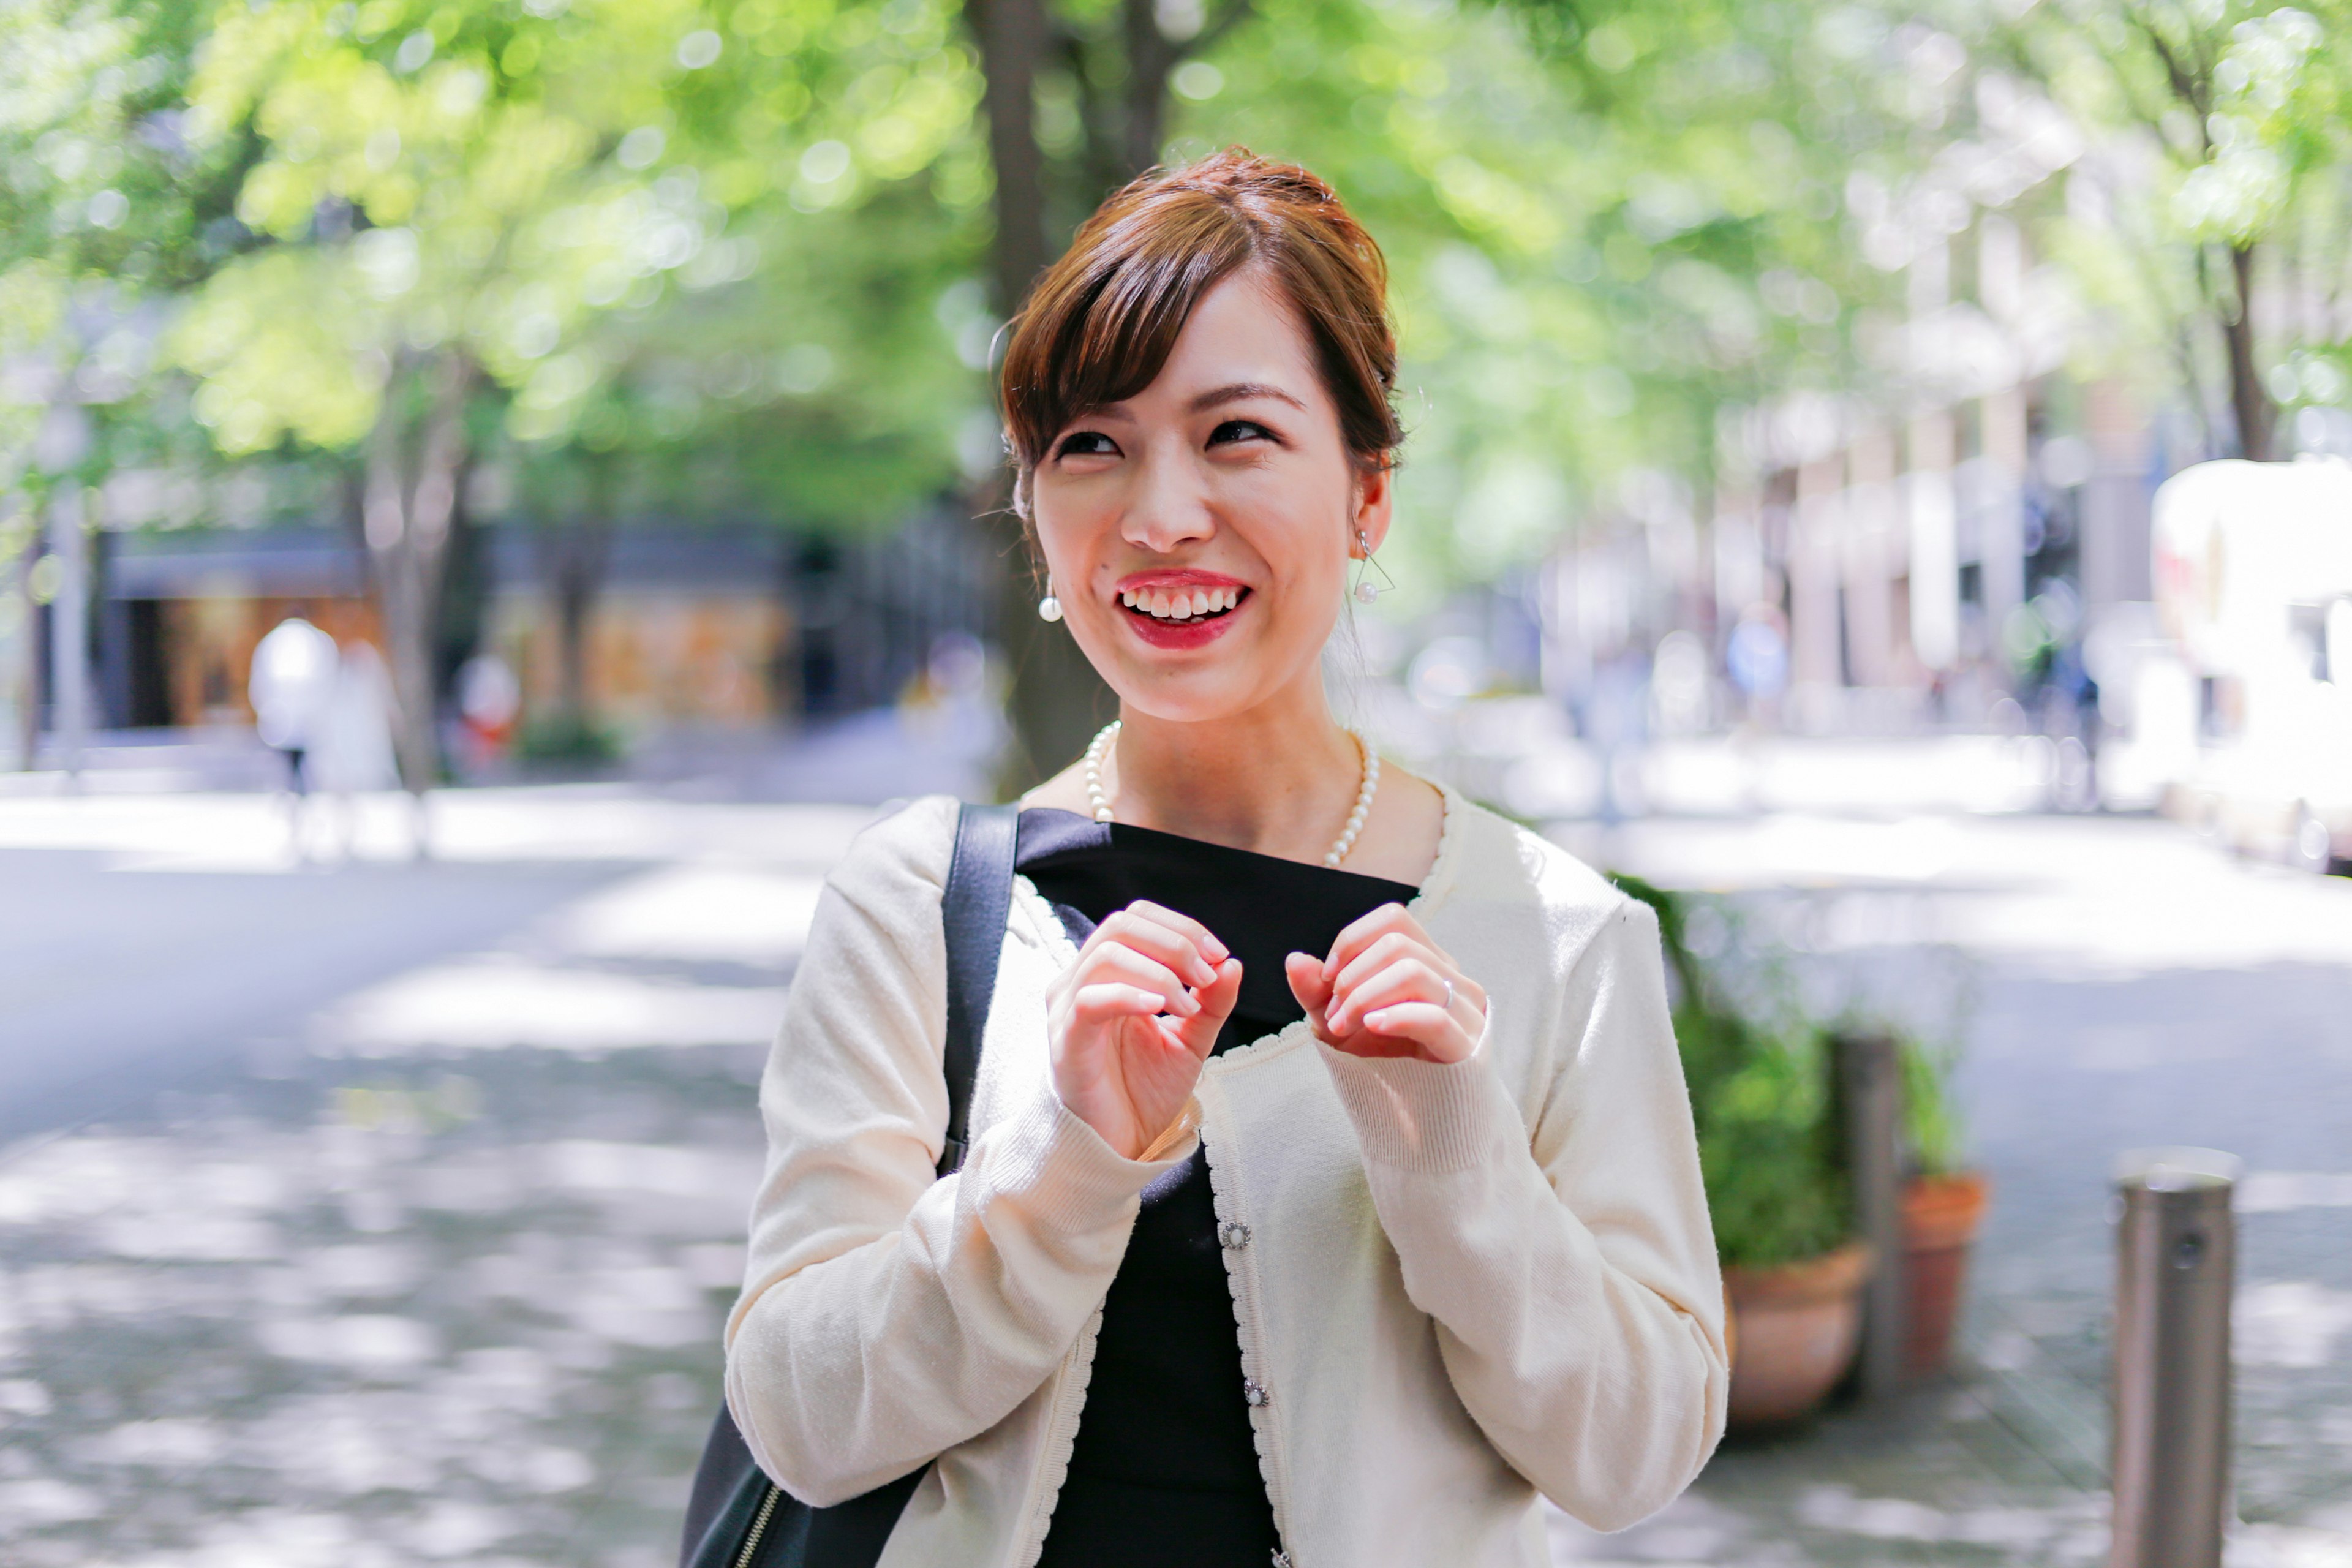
[722,796,1191,1507]
[1315,894,1728,1532]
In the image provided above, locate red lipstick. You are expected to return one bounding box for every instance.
[1114,570,1252,650]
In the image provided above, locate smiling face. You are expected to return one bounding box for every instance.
[1029,269,1391,725]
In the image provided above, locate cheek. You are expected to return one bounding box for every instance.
[1237,473,1352,593]
[1029,486,1111,578]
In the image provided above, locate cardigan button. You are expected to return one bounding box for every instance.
[1219,1221,1252,1250]
[1242,1378,1268,1408]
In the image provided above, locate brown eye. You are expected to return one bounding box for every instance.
[1208,420,1275,447]
[1057,431,1118,458]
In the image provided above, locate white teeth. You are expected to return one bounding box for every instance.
[1125,585,1245,619]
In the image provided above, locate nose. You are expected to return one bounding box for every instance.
[1120,439,1216,555]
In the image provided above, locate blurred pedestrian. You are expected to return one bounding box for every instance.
[1725,603,1789,724]
[249,616,339,792]
[1581,641,1652,826]
[308,641,402,856]
[455,653,522,777]
[248,616,339,855]
[721,151,1725,1568]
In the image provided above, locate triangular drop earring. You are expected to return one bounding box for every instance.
[1352,529,1395,605]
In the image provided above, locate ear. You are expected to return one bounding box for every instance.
[1350,461,1394,556]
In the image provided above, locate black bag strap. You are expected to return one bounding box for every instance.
[937,801,1017,1175]
[680,799,1022,1568]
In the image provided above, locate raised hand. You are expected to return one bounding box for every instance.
[1285,902,1486,1065]
[1045,900,1243,1160]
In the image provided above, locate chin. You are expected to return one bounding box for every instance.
[1094,651,1291,728]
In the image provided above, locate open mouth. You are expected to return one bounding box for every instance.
[1118,584,1250,625]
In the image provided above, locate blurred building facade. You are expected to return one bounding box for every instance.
[9,503,992,764]
[1545,213,2177,744]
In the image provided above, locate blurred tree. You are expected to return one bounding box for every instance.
[1,0,257,756]
[1997,0,2352,460]
[170,0,984,783]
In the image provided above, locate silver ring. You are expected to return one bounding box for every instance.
[1442,979,1455,1012]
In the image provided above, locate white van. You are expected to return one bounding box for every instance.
[2141,458,2352,869]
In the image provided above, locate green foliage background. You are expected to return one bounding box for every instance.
[9,0,2352,594]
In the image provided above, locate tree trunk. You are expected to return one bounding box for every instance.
[2223,243,2275,461]
[538,501,613,729]
[363,350,475,794]
[1120,0,1177,178]
[8,532,36,768]
[970,0,1054,326]
[968,0,1115,790]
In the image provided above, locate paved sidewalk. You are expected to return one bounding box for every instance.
[1,793,2348,1566]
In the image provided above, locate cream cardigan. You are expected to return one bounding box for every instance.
[725,788,1728,1568]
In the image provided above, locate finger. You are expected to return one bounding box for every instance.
[1357,1001,1476,1064]
[1284,951,1333,1015]
[1321,902,1425,982]
[1284,953,1344,1047]
[1118,900,1231,967]
[1082,946,1202,1015]
[1096,907,1221,988]
[1166,956,1243,1058]
[1326,955,1449,1037]
[1069,982,1177,1026]
[1329,929,1440,1005]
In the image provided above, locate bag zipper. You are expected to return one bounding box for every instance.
[734,1482,781,1568]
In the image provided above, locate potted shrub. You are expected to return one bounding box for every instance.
[1618,876,1871,1430]
[1896,1030,1991,1379]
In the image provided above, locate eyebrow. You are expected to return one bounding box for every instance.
[1071,381,1308,428]
[1187,381,1306,414]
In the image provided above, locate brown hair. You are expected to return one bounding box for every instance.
[999,148,1401,519]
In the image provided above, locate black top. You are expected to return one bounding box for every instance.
[1018,808,1420,1568]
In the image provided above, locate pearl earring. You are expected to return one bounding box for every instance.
[1352,530,1393,605]
[1037,576,1063,622]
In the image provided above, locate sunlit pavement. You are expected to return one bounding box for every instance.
[0,787,873,1568]
[1,774,2349,1566]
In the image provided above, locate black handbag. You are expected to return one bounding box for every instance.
[680,802,1019,1568]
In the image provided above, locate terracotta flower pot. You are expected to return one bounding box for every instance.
[1902,1170,1990,1379]
[1721,1241,1874,1430]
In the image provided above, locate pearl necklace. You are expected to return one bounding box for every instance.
[1082,720,1381,869]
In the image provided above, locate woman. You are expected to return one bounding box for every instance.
[725,150,1727,1568]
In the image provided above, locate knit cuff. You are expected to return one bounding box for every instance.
[1316,1038,1517,1174]
[978,1082,1199,1234]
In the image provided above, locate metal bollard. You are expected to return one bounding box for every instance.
[1836,1031,1906,1400]
[2110,1148,2240,1568]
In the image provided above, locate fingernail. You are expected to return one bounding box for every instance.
[1142,993,1166,1012]
[1203,935,1230,962]
[1192,961,1217,987]
[1176,990,1200,1014]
